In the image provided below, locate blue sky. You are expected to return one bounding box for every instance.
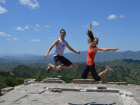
[0,0,140,55]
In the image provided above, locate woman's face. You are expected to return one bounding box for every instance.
[92,38,98,46]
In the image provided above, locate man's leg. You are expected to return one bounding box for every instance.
[61,64,73,69]
[50,64,61,71]
[47,56,73,73]
[58,56,73,72]
[47,56,62,73]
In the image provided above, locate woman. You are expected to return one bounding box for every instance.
[81,24,119,81]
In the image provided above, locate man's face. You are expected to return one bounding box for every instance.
[60,30,66,38]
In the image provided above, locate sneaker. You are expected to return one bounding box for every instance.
[106,66,115,73]
[47,63,52,73]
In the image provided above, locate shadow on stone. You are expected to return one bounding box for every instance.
[68,102,117,105]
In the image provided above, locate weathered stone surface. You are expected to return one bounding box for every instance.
[115,82,127,85]
[24,79,36,85]
[0,83,139,105]
[30,89,46,94]
[1,87,14,92]
[42,80,64,83]
[97,86,106,89]
[46,77,60,80]
[0,100,5,103]
[73,79,102,84]
[61,88,81,91]
[41,78,65,83]
[86,89,119,93]
[48,88,62,92]
[108,82,115,84]
[108,82,127,85]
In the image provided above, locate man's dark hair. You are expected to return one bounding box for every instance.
[60,29,66,34]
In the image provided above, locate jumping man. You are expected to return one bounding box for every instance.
[44,29,80,73]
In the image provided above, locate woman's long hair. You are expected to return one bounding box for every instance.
[87,30,94,43]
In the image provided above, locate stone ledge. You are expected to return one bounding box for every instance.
[73,79,102,84]
[97,86,106,89]
[48,87,119,93]
[48,88,62,92]
[86,89,119,93]
[107,82,127,85]
[24,79,36,85]
[1,87,14,92]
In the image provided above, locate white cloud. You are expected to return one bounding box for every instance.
[0,6,7,14]
[130,13,134,14]
[44,25,50,27]
[7,37,21,41]
[12,37,18,40]
[31,39,40,42]
[96,33,99,35]
[34,28,41,31]
[19,0,39,9]
[85,25,88,27]
[108,14,117,20]
[0,0,6,3]
[0,31,6,36]
[49,37,54,39]
[92,21,99,26]
[120,15,125,18]
[0,31,11,37]
[13,26,24,31]
[96,32,102,35]
[24,26,29,29]
[36,24,39,27]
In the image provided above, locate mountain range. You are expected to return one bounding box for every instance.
[1,50,140,63]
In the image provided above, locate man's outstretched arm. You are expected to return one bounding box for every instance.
[66,42,80,54]
[44,39,59,58]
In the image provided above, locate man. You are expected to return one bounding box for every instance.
[44,29,80,73]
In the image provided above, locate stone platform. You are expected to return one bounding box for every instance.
[0,83,139,105]
[73,79,102,84]
[41,77,65,83]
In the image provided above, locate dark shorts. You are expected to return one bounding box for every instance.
[81,64,101,81]
[54,55,72,67]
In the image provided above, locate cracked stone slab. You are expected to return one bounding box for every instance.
[30,89,46,94]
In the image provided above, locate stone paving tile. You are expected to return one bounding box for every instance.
[0,83,140,105]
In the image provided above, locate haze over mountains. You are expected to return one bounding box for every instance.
[0,50,140,63]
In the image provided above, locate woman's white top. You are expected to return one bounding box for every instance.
[54,38,67,56]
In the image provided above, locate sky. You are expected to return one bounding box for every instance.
[0,0,140,55]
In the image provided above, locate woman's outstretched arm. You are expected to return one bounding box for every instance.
[97,47,119,51]
[89,23,92,31]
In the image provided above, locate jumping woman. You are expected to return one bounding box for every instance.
[81,23,119,81]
